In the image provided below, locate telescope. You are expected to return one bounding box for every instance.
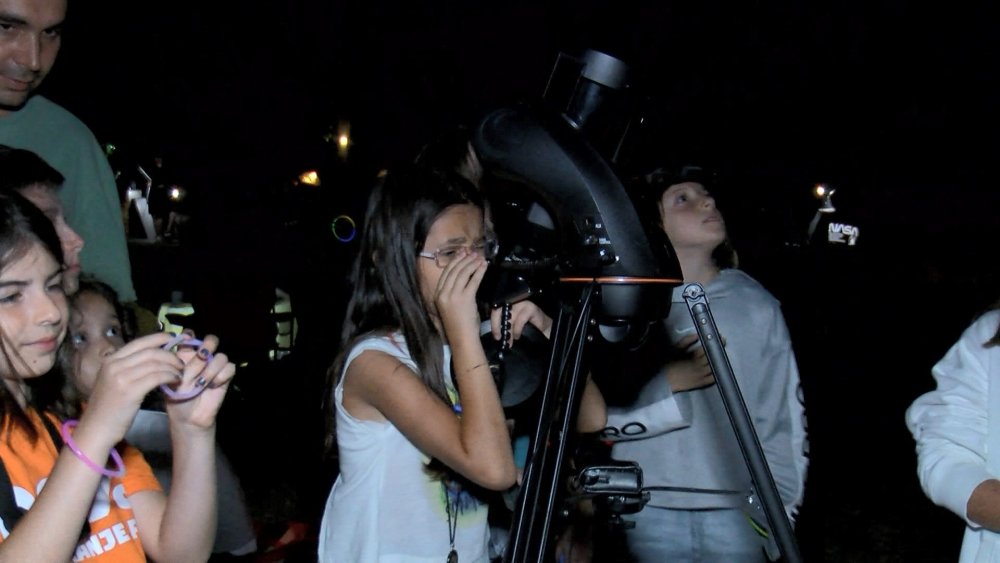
[474,48,801,563]
[474,49,681,326]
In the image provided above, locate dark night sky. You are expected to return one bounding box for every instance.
[45,1,997,183]
[41,0,999,256]
[42,0,993,307]
[31,2,1000,558]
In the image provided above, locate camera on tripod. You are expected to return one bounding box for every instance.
[568,460,649,520]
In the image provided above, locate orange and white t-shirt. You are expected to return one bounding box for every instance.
[0,412,162,562]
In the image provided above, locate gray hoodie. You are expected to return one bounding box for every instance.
[606,269,808,517]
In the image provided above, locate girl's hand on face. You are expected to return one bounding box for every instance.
[434,250,488,341]
[80,332,186,444]
[163,333,236,433]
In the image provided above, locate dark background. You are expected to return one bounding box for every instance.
[37,0,1000,560]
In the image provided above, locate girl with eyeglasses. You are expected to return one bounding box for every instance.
[319,165,607,562]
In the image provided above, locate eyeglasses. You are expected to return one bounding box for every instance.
[419,237,499,268]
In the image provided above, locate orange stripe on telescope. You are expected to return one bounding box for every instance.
[559,276,683,284]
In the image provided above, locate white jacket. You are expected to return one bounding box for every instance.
[907,310,1000,563]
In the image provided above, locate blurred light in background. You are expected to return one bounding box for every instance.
[813,183,836,213]
[270,288,297,361]
[324,120,353,161]
[331,214,356,243]
[168,185,187,202]
[298,169,321,187]
[336,120,351,160]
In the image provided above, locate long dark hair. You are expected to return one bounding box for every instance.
[0,145,65,193]
[326,166,485,419]
[0,191,74,443]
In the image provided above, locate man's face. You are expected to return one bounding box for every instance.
[0,0,65,115]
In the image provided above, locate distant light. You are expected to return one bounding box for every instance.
[298,170,321,187]
[168,186,186,202]
[337,120,351,160]
[812,183,836,213]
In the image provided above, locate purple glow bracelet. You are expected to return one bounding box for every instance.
[159,334,214,401]
[60,419,125,478]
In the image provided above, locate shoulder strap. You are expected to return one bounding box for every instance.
[0,414,61,535]
[37,414,63,450]
[0,447,23,535]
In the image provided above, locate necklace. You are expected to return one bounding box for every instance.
[444,481,459,563]
[445,384,462,563]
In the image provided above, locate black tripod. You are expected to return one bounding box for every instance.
[503,281,802,563]
[503,282,597,561]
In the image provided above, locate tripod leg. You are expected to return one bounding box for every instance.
[682,283,802,563]
[505,284,596,563]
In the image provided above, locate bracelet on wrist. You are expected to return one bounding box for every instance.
[59,419,126,478]
[457,362,487,375]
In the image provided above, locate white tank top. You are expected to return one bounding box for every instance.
[318,332,491,562]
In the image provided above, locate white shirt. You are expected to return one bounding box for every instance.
[318,333,490,563]
[907,310,1000,562]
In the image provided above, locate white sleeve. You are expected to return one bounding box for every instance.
[906,316,998,526]
[602,373,690,442]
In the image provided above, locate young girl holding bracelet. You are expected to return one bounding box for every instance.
[319,166,521,562]
[0,190,236,562]
[62,278,258,558]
